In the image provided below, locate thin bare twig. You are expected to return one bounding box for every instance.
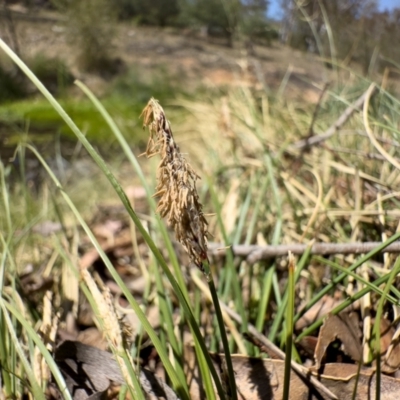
[306,82,330,138]
[208,241,400,264]
[323,144,395,162]
[290,88,376,151]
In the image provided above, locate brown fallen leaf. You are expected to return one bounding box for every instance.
[57,328,108,352]
[296,295,342,331]
[79,228,133,270]
[54,341,400,399]
[77,327,108,351]
[188,353,400,400]
[379,317,400,374]
[298,335,318,358]
[55,341,179,400]
[314,312,362,370]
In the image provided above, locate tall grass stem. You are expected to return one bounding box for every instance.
[282,253,295,400]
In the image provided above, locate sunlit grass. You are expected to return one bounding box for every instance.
[1,31,400,399]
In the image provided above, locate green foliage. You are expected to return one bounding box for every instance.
[42,0,275,47]
[127,0,180,26]
[240,0,272,39]
[110,66,187,103]
[181,0,239,30]
[27,54,74,96]
[178,0,271,45]
[0,66,188,149]
[113,0,137,20]
[51,0,117,74]
[242,0,273,41]
[0,65,26,103]
[282,0,400,74]
[0,97,143,145]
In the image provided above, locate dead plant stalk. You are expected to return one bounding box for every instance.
[141,98,238,399]
[141,98,209,273]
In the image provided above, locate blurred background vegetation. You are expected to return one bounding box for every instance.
[0,0,398,97]
[0,0,399,170]
[2,2,400,398]
[2,0,398,68]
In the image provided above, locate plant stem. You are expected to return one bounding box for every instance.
[283,253,295,400]
[372,256,400,400]
[205,262,238,400]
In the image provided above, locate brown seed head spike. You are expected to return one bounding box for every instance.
[141,98,209,272]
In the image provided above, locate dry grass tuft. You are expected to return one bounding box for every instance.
[80,269,135,387]
[141,98,209,272]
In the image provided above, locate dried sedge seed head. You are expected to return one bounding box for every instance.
[141,98,209,272]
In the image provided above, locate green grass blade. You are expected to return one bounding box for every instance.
[204,261,237,400]
[269,245,312,342]
[0,162,12,235]
[297,266,400,340]
[73,80,218,398]
[295,232,400,328]
[244,173,269,245]
[372,256,400,400]
[282,253,295,400]
[313,256,399,304]
[26,145,189,399]
[255,266,274,332]
[0,36,225,398]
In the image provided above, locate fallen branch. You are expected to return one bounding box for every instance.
[208,241,400,264]
[81,231,400,268]
[290,87,375,151]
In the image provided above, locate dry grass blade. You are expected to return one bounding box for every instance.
[291,88,373,150]
[80,269,136,392]
[35,291,59,386]
[363,83,400,171]
[141,98,209,272]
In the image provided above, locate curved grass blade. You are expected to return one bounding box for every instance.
[297,265,400,340]
[283,253,295,400]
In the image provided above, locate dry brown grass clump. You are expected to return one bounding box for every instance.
[141,98,209,272]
